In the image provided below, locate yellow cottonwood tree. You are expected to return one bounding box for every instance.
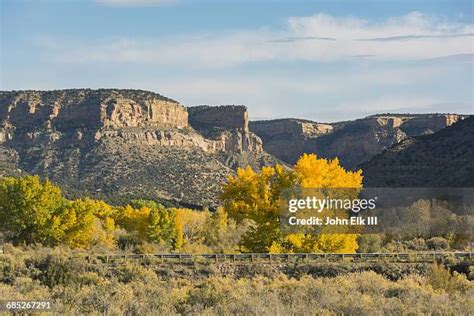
[62,198,116,249]
[293,154,362,253]
[0,176,66,244]
[295,154,362,189]
[221,164,297,252]
[175,208,209,246]
[0,176,117,248]
[114,205,152,240]
[222,154,362,253]
[115,200,183,250]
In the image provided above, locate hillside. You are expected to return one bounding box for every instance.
[0,89,277,207]
[250,114,464,169]
[361,116,474,187]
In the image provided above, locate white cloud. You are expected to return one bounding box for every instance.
[40,11,473,66]
[286,11,472,40]
[96,0,178,6]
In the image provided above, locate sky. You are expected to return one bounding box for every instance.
[1,0,473,122]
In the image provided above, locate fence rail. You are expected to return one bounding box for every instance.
[89,252,474,265]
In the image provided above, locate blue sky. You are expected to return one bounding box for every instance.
[1,0,473,122]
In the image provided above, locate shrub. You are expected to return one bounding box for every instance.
[427,263,472,294]
[357,234,383,253]
[404,238,428,251]
[0,245,472,314]
[426,237,450,250]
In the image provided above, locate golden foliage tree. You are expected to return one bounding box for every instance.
[221,154,363,253]
[221,164,296,252]
[203,207,228,245]
[292,154,362,253]
[175,208,209,247]
[115,200,183,250]
[61,198,116,249]
[0,176,116,248]
[295,154,362,189]
[0,176,66,244]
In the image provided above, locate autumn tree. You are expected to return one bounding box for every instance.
[291,154,362,253]
[61,198,116,249]
[172,207,249,253]
[175,208,209,246]
[0,176,116,248]
[149,205,182,250]
[115,200,183,250]
[114,204,151,241]
[221,154,362,253]
[0,176,66,244]
[203,207,227,245]
[221,164,296,252]
[202,207,249,253]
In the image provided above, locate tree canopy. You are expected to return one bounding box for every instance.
[221,154,363,253]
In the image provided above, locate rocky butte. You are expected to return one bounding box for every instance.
[0,89,277,207]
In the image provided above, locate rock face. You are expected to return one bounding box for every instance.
[0,89,277,207]
[188,105,263,153]
[361,116,474,187]
[249,119,333,139]
[188,106,274,169]
[249,119,333,164]
[0,89,188,131]
[398,114,461,136]
[188,105,247,130]
[250,114,466,169]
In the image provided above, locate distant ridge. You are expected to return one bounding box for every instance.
[250,113,466,169]
[361,116,474,187]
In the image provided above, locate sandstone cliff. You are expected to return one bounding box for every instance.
[188,105,275,169]
[250,114,466,169]
[0,89,188,131]
[249,119,333,164]
[0,89,277,207]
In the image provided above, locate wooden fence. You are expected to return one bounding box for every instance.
[89,251,474,265]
